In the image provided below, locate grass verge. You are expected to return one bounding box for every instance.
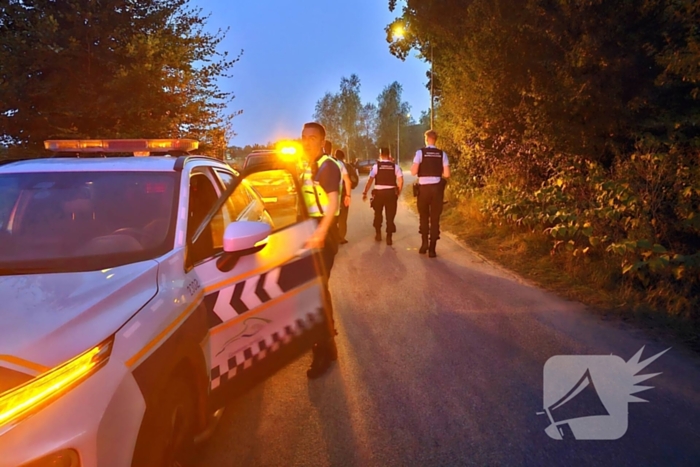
[402,187,700,352]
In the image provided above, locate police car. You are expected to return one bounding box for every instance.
[0,139,331,467]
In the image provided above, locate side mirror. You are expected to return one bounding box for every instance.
[217,221,271,272]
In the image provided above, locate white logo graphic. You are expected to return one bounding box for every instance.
[539,346,669,440]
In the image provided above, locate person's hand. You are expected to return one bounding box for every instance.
[362,192,368,202]
[344,194,351,207]
[304,230,326,250]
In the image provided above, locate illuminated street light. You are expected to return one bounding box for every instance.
[392,24,434,129]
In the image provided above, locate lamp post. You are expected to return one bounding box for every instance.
[393,25,434,129]
[397,112,410,166]
[430,42,434,130]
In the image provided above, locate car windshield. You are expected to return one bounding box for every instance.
[0,171,178,274]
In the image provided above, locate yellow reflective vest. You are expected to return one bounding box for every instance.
[302,155,343,217]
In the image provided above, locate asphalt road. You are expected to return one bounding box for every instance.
[196,173,700,467]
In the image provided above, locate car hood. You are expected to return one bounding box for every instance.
[0,261,159,379]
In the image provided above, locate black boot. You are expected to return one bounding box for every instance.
[375,228,382,241]
[419,236,429,254]
[307,342,333,379]
[386,233,393,246]
[428,240,437,258]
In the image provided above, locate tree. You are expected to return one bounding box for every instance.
[386,0,700,176]
[313,74,364,159]
[0,0,240,156]
[337,74,362,157]
[313,92,342,146]
[375,81,411,160]
[353,103,378,160]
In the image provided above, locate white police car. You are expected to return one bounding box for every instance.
[0,139,331,467]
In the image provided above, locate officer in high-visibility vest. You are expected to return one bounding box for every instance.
[411,129,450,257]
[301,122,343,379]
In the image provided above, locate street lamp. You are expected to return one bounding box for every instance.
[397,112,410,166]
[392,25,434,130]
[429,42,434,130]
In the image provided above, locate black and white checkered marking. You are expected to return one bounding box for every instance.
[210,311,320,390]
[207,255,316,328]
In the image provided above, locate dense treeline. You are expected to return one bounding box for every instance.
[313,74,428,163]
[388,0,700,317]
[0,0,239,157]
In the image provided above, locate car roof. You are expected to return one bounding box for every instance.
[247,150,276,157]
[0,155,223,173]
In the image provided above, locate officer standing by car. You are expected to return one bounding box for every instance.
[362,147,403,245]
[302,123,343,378]
[411,129,450,257]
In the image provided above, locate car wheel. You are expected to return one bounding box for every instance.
[149,376,197,467]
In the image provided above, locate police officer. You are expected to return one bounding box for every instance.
[411,129,450,257]
[362,147,403,245]
[333,149,353,244]
[302,122,343,378]
[325,141,352,244]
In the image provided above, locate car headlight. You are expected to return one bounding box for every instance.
[0,337,113,429]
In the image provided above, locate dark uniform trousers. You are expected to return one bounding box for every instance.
[315,218,339,358]
[320,220,339,275]
[337,204,349,241]
[373,188,398,234]
[417,182,444,241]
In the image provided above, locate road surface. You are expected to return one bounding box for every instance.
[196,174,700,467]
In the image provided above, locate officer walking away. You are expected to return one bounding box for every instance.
[325,142,353,244]
[302,123,343,378]
[333,149,356,244]
[362,147,403,245]
[411,130,450,257]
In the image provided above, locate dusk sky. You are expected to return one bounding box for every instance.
[194,0,430,147]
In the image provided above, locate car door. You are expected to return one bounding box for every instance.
[189,163,331,407]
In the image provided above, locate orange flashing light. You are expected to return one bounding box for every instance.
[0,339,112,429]
[44,139,199,154]
[275,140,303,162]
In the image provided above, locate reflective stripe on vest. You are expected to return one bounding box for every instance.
[302,155,342,217]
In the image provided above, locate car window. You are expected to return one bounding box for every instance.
[0,171,178,274]
[213,169,275,229]
[244,169,299,230]
[187,171,222,264]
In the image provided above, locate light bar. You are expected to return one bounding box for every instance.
[44,139,199,154]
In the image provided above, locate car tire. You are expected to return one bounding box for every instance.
[139,375,197,467]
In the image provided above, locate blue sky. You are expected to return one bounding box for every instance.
[194,0,430,147]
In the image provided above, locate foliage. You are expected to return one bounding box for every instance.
[313,74,364,158]
[375,81,412,158]
[387,0,700,318]
[0,0,240,156]
[312,76,417,162]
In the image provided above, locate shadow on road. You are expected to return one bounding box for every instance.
[335,250,700,466]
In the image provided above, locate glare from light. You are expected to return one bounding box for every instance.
[0,342,111,428]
